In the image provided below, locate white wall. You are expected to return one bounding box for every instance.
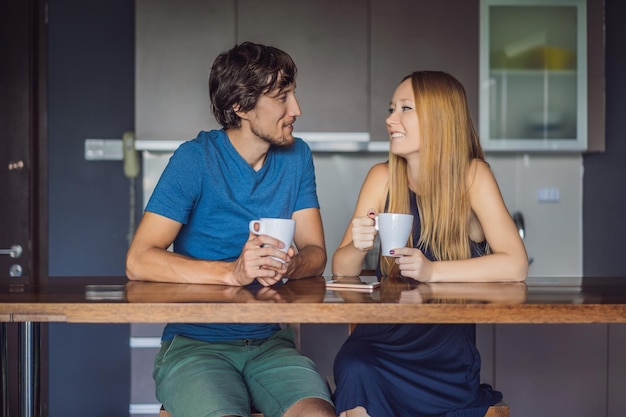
[143,150,583,281]
[488,153,583,282]
[315,152,583,280]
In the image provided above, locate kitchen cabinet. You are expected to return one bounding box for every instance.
[609,324,626,416]
[136,0,369,141]
[369,0,480,142]
[238,0,369,133]
[493,324,609,417]
[135,0,236,141]
[136,0,603,150]
[479,0,588,151]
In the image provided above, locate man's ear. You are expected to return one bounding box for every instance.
[233,103,247,119]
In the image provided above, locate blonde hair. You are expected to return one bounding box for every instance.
[382,71,485,276]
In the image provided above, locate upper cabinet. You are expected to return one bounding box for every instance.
[135,0,236,141]
[135,0,369,142]
[479,0,588,152]
[369,0,480,142]
[136,0,604,151]
[237,0,369,134]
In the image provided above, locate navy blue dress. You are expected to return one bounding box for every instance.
[333,193,502,417]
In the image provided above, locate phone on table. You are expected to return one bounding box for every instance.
[325,277,381,292]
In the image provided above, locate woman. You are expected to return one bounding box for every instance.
[331,71,528,417]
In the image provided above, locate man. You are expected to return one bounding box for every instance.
[126,42,334,417]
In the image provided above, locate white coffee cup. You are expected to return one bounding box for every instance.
[249,218,295,262]
[375,213,414,257]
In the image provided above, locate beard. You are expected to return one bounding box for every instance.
[250,122,295,147]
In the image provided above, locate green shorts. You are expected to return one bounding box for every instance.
[153,327,333,417]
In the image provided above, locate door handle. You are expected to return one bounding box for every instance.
[0,244,22,258]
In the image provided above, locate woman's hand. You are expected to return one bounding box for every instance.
[392,247,434,282]
[351,209,377,252]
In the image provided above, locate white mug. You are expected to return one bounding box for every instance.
[249,218,295,261]
[375,213,414,257]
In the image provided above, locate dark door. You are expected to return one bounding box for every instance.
[0,1,47,284]
[0,1,48,416]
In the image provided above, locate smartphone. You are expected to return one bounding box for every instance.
[325,277,381,292]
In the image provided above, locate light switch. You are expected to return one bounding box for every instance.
[84,138,123,160]
[537,187,560,203]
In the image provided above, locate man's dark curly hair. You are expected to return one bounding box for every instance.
[209,42,298,129]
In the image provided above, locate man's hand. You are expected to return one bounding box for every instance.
[232,232,295,286]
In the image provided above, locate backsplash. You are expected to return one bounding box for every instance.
[141,147,583,282]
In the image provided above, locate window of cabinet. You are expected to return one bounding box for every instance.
[479,0,587,151]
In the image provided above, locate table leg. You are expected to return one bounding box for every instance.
[1,323,7,417]
[18,322,40,417]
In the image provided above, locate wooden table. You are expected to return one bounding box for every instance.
[2,275,626,324]
[2,275,626,417]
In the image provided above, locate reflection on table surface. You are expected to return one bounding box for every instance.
[325,276,529,305]
[1,275,625,305]
[126,277,528,305]
[125,276,327,304]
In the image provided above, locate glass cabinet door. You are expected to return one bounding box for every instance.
[479,0,587,151]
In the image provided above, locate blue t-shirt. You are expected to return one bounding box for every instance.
[145,130,320,342]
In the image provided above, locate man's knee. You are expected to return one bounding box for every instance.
[283,397,336,417]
